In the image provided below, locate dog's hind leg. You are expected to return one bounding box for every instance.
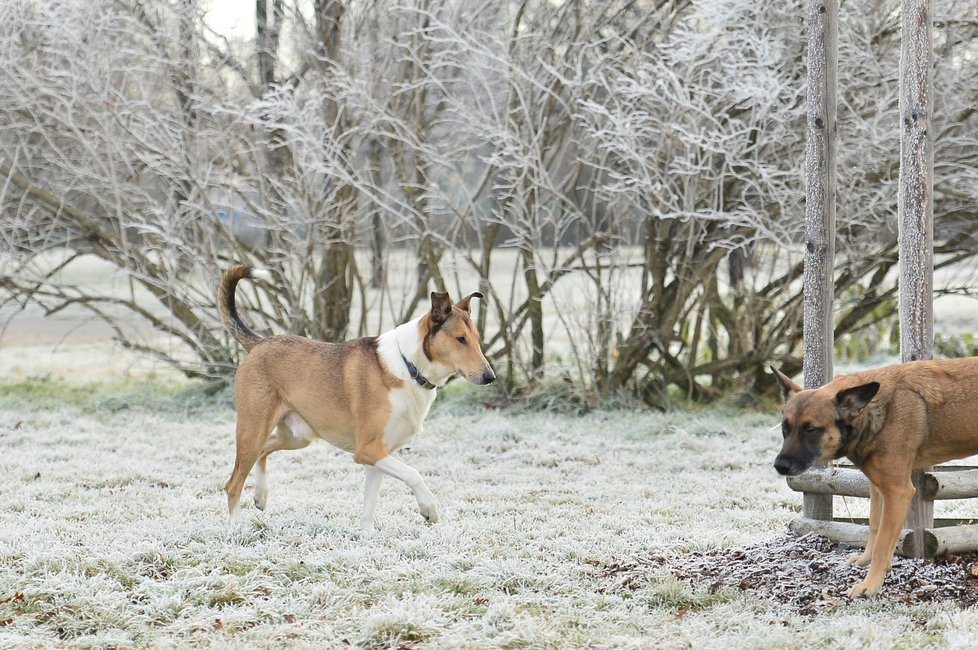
[253,417,312,511]
[226,422,266,523]
[226,392,285,523]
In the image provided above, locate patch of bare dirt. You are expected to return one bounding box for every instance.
[599,533,978,616]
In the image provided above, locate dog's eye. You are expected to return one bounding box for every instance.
[800,422,824,438]
[456,336,467,345]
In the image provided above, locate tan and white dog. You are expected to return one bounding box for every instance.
[218,264,495,529]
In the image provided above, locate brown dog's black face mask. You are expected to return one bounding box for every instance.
[775,418,826,476]
[769,366,879,475]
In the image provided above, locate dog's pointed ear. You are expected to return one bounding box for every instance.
[429,291,453,325]
[835,382,880,418]
[455,292,484,313]
[771,366,802,401]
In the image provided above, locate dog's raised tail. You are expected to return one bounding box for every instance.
[218,264,271,352]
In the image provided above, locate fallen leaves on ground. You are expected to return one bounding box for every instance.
[598,532,978,616]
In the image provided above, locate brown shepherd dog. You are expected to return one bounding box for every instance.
[771,359,978,597]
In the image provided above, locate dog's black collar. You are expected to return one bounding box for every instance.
[397,343,437,390]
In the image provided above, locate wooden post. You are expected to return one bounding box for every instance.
[898,0,935,558]
[801,0,837,521]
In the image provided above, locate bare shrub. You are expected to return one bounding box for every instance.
[1,0,977,404]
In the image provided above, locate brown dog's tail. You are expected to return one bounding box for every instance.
[218,264,272,352]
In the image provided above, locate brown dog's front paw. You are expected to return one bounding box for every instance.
[847,580,881,598]
[846,551,871,567]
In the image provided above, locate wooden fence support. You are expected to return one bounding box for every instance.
[801,0,837,522]
[898,0,935,559]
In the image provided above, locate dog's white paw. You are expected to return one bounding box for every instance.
[360,517,377,532]
[227,507,243,529]
[418,501,439,524]
[412,485,439,524]
[253,470,268,510]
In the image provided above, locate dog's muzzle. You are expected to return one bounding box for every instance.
[774,454,810,477]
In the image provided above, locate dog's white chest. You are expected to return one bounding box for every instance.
[383,385,437,451]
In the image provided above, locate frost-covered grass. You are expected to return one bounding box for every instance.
[1,377,978,648]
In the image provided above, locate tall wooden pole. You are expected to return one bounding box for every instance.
[801,0,837,521]
[899,0,935,558]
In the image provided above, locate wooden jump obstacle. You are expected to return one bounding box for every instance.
[788,467,978,557]
[789,0,978,558]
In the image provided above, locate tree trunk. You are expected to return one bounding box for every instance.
[316,228,354,342]
[521,246,545,378]
[311,0,353,340]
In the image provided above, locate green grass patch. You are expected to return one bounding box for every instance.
[364,618,436,648]
[0,376,232,416]
[432,373,650,417]
[207,583,247,608]
[221,558,259,578]
[641,576,738,612]
[80,559,138,590]
[434,575,480,596]
[0,379,107,410]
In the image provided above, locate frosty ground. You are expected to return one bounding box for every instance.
[3,347,978,649]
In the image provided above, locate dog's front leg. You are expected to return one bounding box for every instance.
[848,469,914,598]
[360,466,385,530]
[373,455,439,524]
[847,482,881,567]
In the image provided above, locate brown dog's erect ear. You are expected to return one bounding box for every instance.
[835,382,880,418]
[770,366,803,401]
[429,291,453,325]
[455,292,484,313]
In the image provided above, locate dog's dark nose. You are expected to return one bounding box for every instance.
[774,456,794,476]
[481,369,496,384]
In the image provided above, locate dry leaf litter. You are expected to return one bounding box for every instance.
[598,532,978,616]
